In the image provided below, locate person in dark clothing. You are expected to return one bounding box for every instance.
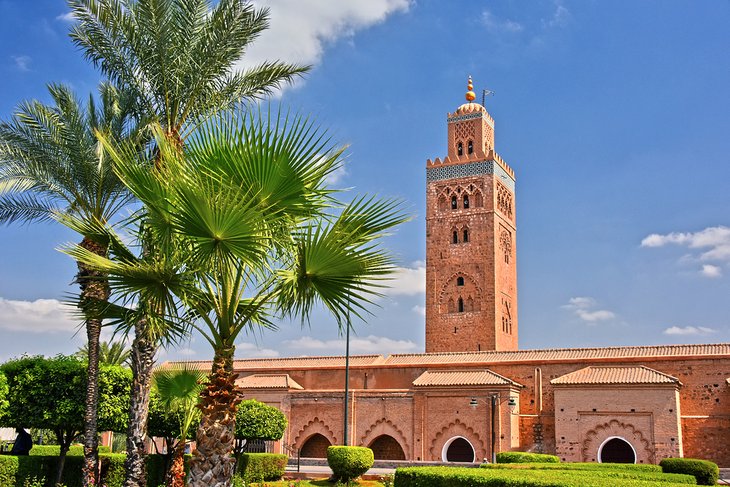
[9,427,32,455]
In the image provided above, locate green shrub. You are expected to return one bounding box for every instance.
[395,466,696,487]
[495,452,560,463]
[99,453,126,487]
[0,456,19,486]
[660,458,719,486]
[29,445,111,456]
[483,462,661,472]
[327,446,374,482]
[237,453,287,482]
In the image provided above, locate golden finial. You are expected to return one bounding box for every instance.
[465,75,476,102]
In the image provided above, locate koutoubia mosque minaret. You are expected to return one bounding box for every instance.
[425,77,518,353]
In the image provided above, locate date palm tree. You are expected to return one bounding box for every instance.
[67,109,408,486]
[0,82,138,486]
[77,339,132,366]
[153,366,205,487]
[66,1,308,484]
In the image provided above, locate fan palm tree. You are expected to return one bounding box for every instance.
[66,2,308,483]
[0,82,138,486]
[153,366,205,487]
[67,109,408,486]
[77,339,132,366]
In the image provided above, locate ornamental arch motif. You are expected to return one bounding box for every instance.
[439,272,482,315]
[429,419,484,462]
[360,418,410,460]
[582,420,653,464]
[293,417,337,453]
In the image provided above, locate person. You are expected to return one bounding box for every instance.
[9,427,32,455]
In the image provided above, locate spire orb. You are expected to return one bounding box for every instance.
[466,75,476,102]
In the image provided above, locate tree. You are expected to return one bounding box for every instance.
[0,372,8,426]
[0,82,139,486]
[69,108,408,486]
[76,340,131,366]
[234,399,287,471]
[0,356,131,485]
[153,366,205,487]
[67,2,308,484]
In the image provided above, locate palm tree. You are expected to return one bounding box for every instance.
[76,340,132,366]
[153,366,205,487]
[68,109,408,486]
[66,2,308,483]
[0,82,138,486]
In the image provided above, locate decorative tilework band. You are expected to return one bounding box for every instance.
[447,113,484,123]
[427,160,515,191]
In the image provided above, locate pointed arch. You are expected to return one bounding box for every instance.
[582,420,653,464]
[360,418,410,460]
[293,417,337,453]
[429,419,484,461]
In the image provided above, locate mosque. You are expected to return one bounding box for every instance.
[171,78,730,466]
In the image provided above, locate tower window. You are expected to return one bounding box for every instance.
[457,141,463,156]
[463,195,469,209]
[451,195,458,210]
[458,297,464,313]
[467,140,473,154]
[463,229,469,243]
[452,231,458,244]
[456,276,464,286]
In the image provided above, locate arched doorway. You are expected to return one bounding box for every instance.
[442,436,475,463]
[368,435,406,460]
[599,437,636,463]
[300,433,331,458]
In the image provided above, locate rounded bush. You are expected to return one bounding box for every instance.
[496,452,560,463]
[327,445,374,482]
[660,457,719,486]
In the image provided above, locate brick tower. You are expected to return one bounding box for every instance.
[425,77,518,353]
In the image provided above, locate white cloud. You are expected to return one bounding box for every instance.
[324,164,348,185]
[542,1,571,29]
[236,341,281,358]
[283,334,418,355]
[701,264,722,278]
[411,305,425,316]
[663,326,717,336]
[0,297,78,333]
[481,10,523,33]
[12,55,31,72]
[562,296,616,323]
[240,0,411,72]
[382,262,425,296]
[56,12,76,23]
[176,347,197,356]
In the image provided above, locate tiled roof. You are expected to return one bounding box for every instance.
[383,343,730,366]
[161,354,385,371]
[550,366,681,386]
[413,369,521,387]
[235,374,303,390]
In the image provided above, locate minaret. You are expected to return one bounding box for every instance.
[425,76,518,353]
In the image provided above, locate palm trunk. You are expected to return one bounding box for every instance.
[187,345,240,487]
[78,237,110,487]
[166,440,187,487]
[124,319,157,487]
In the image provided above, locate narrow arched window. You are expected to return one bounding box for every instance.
[457,142,463,156]
[463,195,469,209]
[467,140,473,154]
[452,231,458,244]
[456,276,464,286]
[463,229,469,243]
[451,195,458,209]
[458,297,464,313]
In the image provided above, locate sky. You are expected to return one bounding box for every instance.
[0,0,729,363]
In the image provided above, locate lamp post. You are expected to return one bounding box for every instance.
[343,312,351,446]
[470,393,517,463]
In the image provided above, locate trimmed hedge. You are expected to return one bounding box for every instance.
[29,445,111,456]
[495,452,560,463]
[237,453,287,482]
[660,458,719,486]
[482,462,662,473]
[327,446,374,482]
[394,466,697,487]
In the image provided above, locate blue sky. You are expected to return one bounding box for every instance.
[0,0,729,363]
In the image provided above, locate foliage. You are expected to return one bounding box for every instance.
[495,452,560,463]
[237,453,287,482]
[30,446,111,456]
[0,371,8,426]
[327,446,374,483]
[75,341,131,367]
[235,400,287,442]
[482,462,661,472]
[660,458,719,486]
[394,466,696,487]
[153,366,205,442]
